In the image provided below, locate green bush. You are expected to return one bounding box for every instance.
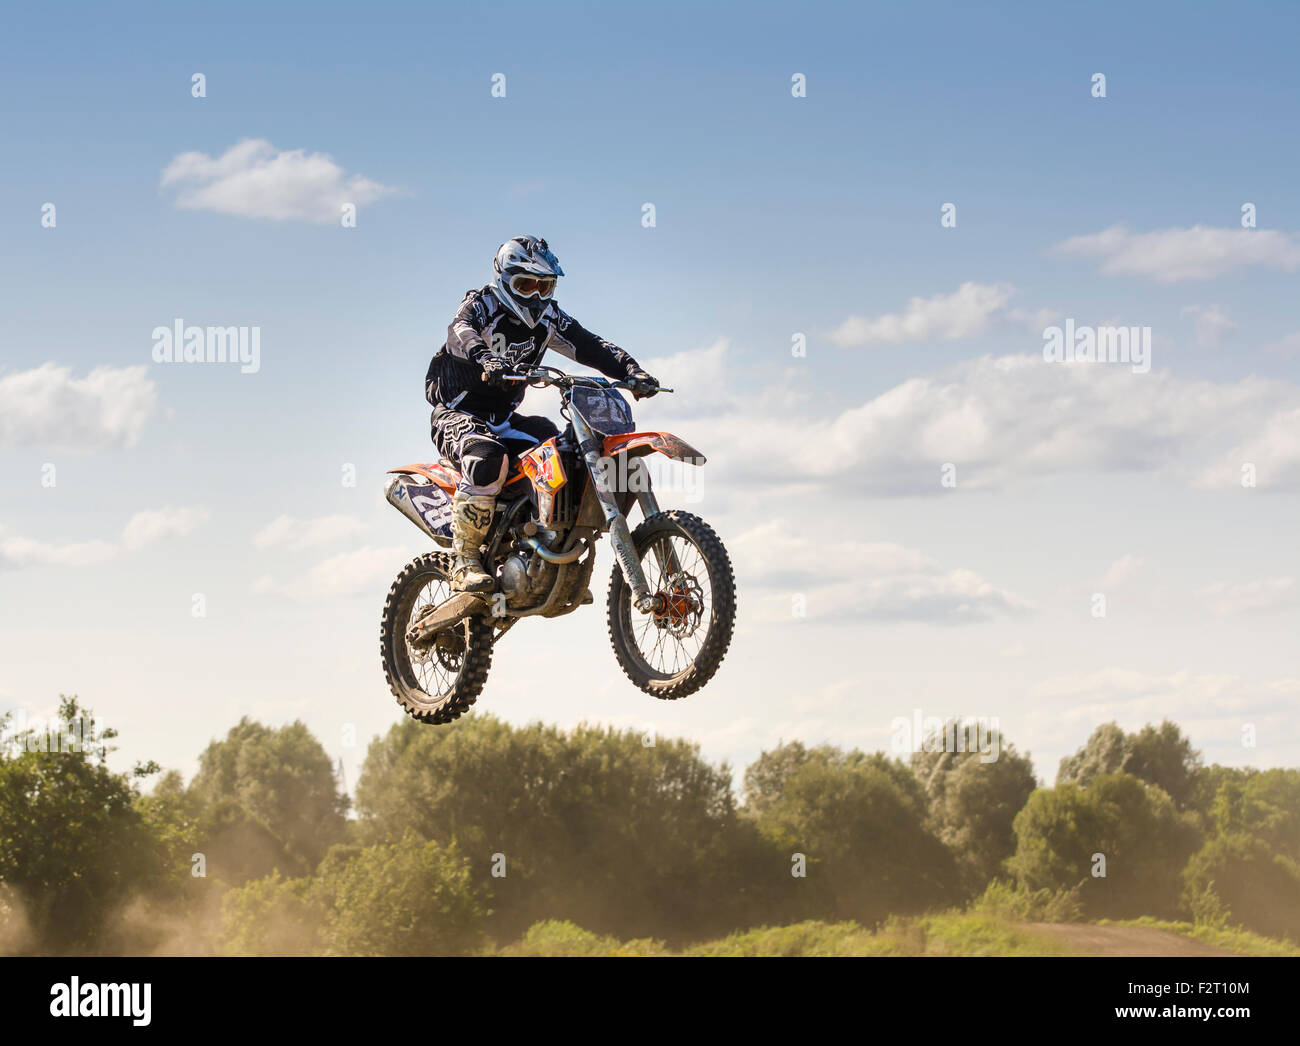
[220,834,488,956]
[1181,832,1300,942]
[973,879,1084,923]
[679,915,1072,957]
[747,743,960,923]
[1008,773,1201,919]
[220,870,325,956]
[318,834,486,956]
[683,920,877,957]
[355,715,760,943]
[495,920,666,957]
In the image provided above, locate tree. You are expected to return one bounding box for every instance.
[220,836,490,956]
[0,696,162,952]
[1182,832,1300,941]
[318,834,486,956]
[751,745,961,924]
[354,715,756,943]
[1008,773,1201,919]
[135,769,202,886]
[1207,769,1300,860]
[1057,721,1201,810]
[742,740,814,817]
[1057,722,1127,783]
[188,718,349,883]
[910,724,1038,894]
[1185,764,1255,822]
[219,870,326,957]
[1126,722,1203,809]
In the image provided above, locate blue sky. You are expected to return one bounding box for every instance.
[2,1,1298,789]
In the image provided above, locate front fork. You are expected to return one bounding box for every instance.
[635,459,686,581]
[578,419,670,614]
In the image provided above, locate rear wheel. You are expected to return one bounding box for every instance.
[607,510,736,699]
[380,552,492,724]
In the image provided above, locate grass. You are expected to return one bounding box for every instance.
[494,914,1075,957]
[491,919,669,957]
[1098,916,1300,957]
[493,911,1300,956]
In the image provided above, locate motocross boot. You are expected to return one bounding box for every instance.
[450,492,496,593]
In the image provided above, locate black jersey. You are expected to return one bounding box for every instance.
[425,286,640,421]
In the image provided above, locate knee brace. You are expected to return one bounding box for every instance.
[458,437,509,496]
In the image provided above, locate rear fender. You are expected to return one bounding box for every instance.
[387,461,529,492]
[388,462,458,492]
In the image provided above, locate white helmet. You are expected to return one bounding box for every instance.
[493,235,564,328]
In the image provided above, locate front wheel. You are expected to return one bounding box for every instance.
[607,510,736,699]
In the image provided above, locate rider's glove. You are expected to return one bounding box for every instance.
[626,368,660,400]
[480,356,518,390]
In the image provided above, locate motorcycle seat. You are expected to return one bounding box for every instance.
[388,459,530,494]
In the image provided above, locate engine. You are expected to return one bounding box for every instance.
[499,548,559,609]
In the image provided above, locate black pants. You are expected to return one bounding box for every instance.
[430,403,559,495]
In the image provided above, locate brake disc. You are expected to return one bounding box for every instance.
[653,573,705,639]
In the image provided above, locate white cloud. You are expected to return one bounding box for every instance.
[1198,405,1300,489]
[161,139,395,223]
[253,514,368,551]
[0,364,156,451]
[270,546,410,600]
[1197,577,1296,616]
[1005,305,1061,331]
[639,338,739,417]
[828,281,1016,347]
[1032,668,1287,714]
[733,520,1031,624]
[1181,304,1236,346]
[1051,224,1300,282]
[0,535,118,569]
[1099,555,1144,590]
[684,353,1300,494]
[1025,670,1298,769]
[121,507,210,550]
[0,506,207,570]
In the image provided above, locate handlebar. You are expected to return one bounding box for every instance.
[503,365,673,395]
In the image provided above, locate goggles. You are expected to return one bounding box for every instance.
[508,273,557,299]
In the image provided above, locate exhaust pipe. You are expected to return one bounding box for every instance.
[522,535,586,564]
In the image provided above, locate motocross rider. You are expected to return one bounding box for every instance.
[425,236,659,593]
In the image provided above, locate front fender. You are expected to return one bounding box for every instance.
[602,431,706,465]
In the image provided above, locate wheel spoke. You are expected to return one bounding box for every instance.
[625,531,714,676]
[402,574,463,700]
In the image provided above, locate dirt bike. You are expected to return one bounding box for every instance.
[379,365,737,724]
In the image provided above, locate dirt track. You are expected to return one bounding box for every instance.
[1026,923,1239,957]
